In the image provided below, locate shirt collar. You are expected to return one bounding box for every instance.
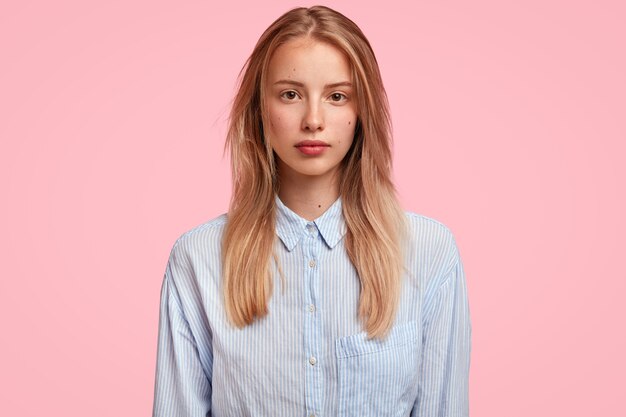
[275,194,347,251]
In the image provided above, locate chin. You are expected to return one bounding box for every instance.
[289,167,328,177]
[277,157,341,180]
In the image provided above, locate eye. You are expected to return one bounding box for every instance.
[329,92,348,102]
[280,90,299,101]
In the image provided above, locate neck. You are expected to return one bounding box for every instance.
[277,168,341,221]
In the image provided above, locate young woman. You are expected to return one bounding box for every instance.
[152,5,471,417]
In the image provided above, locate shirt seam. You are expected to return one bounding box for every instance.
[171,214,228,251]
[438,256,460,290]
[164,273,195,337]
[404,211,453,233]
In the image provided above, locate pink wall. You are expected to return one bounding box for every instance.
[1,0,624,415]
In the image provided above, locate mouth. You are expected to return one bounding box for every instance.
[295,140,330,148]
[295,140,330,156]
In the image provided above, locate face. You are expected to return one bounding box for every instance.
[264,38,358,183]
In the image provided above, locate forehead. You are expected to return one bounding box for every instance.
[266,38,352,83]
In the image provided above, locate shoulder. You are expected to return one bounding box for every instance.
[403,210,462,286]
[167,213,228,265]
[403,210,459,252]
[161,214,228,314]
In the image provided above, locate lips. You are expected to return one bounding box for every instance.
[295,140,330,147]
[295,140,329,156]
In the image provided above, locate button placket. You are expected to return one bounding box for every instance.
[303,221,322,415]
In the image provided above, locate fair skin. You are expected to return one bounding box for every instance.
[265,37,358,221]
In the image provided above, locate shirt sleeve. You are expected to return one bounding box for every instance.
[152,246,212,417]
[411,246,472,417]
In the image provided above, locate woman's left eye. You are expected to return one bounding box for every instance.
[330,92,347,102]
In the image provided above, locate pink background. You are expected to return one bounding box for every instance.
[1,0,624,415]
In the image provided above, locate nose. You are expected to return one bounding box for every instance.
[302,101,324,132]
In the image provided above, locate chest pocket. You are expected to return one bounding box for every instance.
[335,321,420,417]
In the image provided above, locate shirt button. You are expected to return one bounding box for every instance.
[306,223,315,233]
[308,304,316,312]
[309,356,317,365]
[309,259,316,268]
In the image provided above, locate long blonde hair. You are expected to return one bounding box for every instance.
[222,5,408,339]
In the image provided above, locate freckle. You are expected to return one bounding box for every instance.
[318,205,321,208]
[348,121,351,125]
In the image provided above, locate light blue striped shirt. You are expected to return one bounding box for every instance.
[152,195,471,416]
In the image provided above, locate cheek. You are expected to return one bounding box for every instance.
[333,106,357,129]
[342,117,358,149]
[269,107,298,134]
[339,114,357,137]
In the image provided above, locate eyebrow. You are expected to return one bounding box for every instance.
[273,80,353,89]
